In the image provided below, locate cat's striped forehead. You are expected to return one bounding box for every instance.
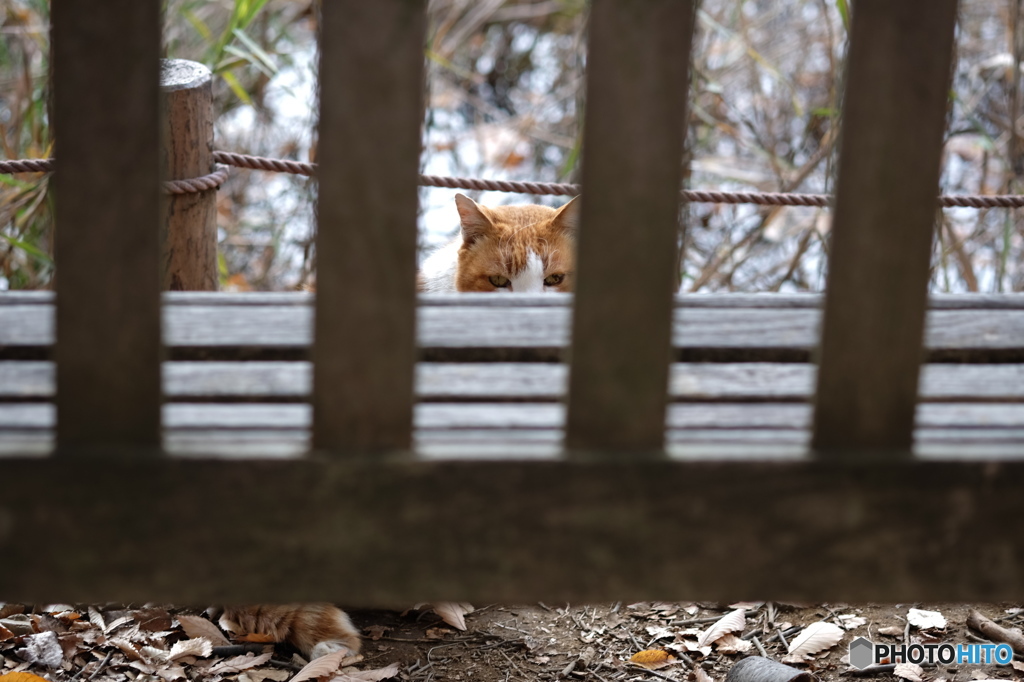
[455,201,577,292]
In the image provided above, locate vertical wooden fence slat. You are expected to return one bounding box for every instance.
[52,0,162,451]
[313,0,425,452]
[565,0,695,453]
[812,0,958,452]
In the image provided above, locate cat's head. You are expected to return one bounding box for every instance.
[454,193,579,293]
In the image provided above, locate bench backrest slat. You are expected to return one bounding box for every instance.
[312,0,426,452]
[565,0,696,453]
[812,0,959,452]
[52,0,163,452]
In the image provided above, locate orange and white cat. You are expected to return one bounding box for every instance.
[418,193,579,292]
[220,604,361,659]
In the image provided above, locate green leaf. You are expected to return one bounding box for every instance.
[836,0,850,32]
[221,71,253,106]
[223,45,275,79]
[232,27,278,74]
[183,8,212,41]
[0,232,52,265]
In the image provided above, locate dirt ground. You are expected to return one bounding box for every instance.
[2,603,1022,682]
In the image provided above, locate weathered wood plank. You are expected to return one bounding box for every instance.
[52,0,162,451]
[813,0,959,452]
[9,361,1024,404]
[3,401,1024,433]
[7,292,1024,310]
[313,0,425,451]
[1,458,1024,603]
[566,0,695,452]
[5,304,1024,362]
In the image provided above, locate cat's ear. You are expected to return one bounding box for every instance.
[551,195,580,234]
[455,194,494,245]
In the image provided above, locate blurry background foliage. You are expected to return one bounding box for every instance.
[0,0,1023,292]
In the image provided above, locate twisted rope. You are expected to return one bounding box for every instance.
[6,153,1024,208]
[163,165,230,195]
[0,157,229,195]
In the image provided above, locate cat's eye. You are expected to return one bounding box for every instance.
[489,275,510,288]
[544,273,565,286]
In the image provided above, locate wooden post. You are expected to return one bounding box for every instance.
[52,0,162,452]
[160,59,218,291]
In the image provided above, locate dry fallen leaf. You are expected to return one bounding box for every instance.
[177,615,231,647]
[0,673,53,682]
[878,626,904,637]
[697,609,746,648]
[1011,660,1024,672]
[714,633,753,655]
[330,663,401,682]
[783,621,845,662]
[431,603,474,631]
[629,649,675,670]
[907,609,946,630]
[168,637,213,661]
[895,663,925,682]
[838,615,867,630]
[209,652,274,675]
[694,668,715,682]
[290,650,349,682]
[17,631,63,669]
[363,625,387,641]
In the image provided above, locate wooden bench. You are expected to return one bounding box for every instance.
[4,0,1023,604]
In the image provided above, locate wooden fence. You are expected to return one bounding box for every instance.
[3,0,1024,604]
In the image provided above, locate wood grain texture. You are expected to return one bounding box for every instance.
[5,299,1024,362]
[52,0,162,451]
[565,0,695,452]
[313,0,425,452]
[2,457,1024,603]
[9,361,1024,404]
[160,59,217,291]
[813,0,959,452]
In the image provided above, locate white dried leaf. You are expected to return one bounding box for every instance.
[169,638,212,661]
[209,653,274,675]
[247,670,292,682]
[645,626,675,640]
[697,609,746,648]
[155,664,187,681]
[894,663,924,682]
[330,662,401,682]
[17,631,63,669]
[728,602,764,611]
[1011,661,1024,672]
[838,615,867,630]
[88,608,106,632]
[878,626,903,637]
[176,615,231,647]
[139,646,169,664]
[290,650,349,682]
[431,603,474,631]
[907,609,946,630]
[713,633,753,655]
[105,616,134,635]
[694,668,715,682]
[784,621,845,660]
